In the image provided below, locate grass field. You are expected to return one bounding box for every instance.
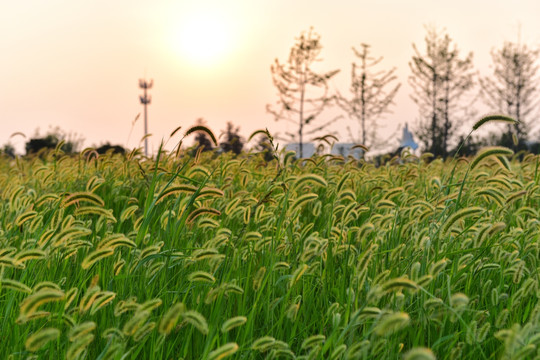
[1,135,539,359]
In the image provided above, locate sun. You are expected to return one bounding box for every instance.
[174,10,233,67]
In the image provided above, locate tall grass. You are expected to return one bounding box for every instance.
[0,136,538,359]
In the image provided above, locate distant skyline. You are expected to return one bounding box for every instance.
[2,0,540,154]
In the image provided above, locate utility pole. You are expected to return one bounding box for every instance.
[139,78,153,157]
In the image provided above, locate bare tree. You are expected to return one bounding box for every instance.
[480,41,540,143]
[267,28,340,158]
[337,44,401,147]
[409,27,475,157]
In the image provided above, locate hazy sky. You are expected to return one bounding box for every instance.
[2,0,540,154]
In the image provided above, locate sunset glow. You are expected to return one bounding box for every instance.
[173,9,234,67]
[1,0,540,154]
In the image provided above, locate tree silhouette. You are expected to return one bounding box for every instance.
[337,44,401,146]
[25,135,58,155]
[220,122,244,155]
[267,28,339,158]
[96,143,126,155]
[409,27,475,157]
[480,40,540,146]
[1,143,15,158]
[25,127,83,156]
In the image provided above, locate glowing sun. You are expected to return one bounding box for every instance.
[174,10,233,67]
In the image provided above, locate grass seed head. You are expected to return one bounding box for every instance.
[65,333,94,360]
[450,293,469,309]
[440,207,484,237]
[381,277,418,293]
[158,302,186,335]
[79,286,101,313]
[17,310,51,324]
[289,263,309,288]
[294,174,328,189]
[470,146,514,170]
[472,114,517,131]
[330,344,347,360]
[99,343,123,360]
[402,347,436,360]
[102,327,125,341]
[25,327,60,352]
[429,258,450,276]
[69,321,96,342]
[1,279,32,294]
[20,289,65,317]
[188,270,216,284]
[301,334,325,350]
[252,267,266,291]
[290,193,319,213]
[252,336,276,352]
[123,310,151,336]
[64,287,79,310]
[133,321,156,342]
[374,312,410,336]
[345,340,370,359]
[207,342,239,360]
[182,310,209,335]
[140,298,162,313]
[81,248,114,270]
[62,191,105,207]
[90,291,116,315]
[221,316,247,333]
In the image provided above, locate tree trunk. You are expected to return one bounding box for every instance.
[299,70,305,158]
[431,72,438,154]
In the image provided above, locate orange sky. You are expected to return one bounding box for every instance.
[1,0,540,154]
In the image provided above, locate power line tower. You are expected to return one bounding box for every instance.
[139,78,153,157]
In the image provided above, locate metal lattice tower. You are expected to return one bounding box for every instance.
[139,79,153,157]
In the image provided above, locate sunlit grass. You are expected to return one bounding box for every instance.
[0,138,539,359]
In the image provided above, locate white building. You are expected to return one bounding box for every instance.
[331,143,364,159]
[400,123,418,150]
[284,143,316,158]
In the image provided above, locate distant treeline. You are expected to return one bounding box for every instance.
[266,26,540,158]
[3,26,540,160]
